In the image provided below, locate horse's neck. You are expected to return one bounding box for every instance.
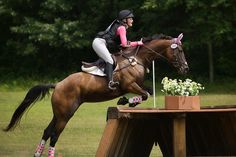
[121,47,138,57]
[137,40,171,66]
[115,47,140,64]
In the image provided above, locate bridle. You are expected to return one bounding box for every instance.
[171,45,184,68]
[115,37,184,72]
[141,39,186,69]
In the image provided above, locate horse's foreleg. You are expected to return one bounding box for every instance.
[126,82,149,107]
[128,82,149,99]
[34,117,56,157]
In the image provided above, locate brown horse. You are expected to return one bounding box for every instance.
[4,33,188,157]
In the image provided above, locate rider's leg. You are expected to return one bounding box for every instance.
[92,38,114,64]
[105,62,119,89]
[92,38,119,89]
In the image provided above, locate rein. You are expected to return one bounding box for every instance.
[114,43,168,72]
[142,44,169,62]
[114,47,142,72]
[114,46,143,72]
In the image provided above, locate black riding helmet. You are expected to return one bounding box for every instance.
[117,10,134,20]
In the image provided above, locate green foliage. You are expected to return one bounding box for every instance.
[11,18,86,49]
[0,0,235,80]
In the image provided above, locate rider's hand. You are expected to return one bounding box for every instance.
[137,41,143,46]
[137,38,143,46]
[120,41,131,48]
[122,44,131,48]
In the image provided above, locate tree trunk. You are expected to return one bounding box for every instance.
[208,41,214,83]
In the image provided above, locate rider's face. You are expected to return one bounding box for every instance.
[126,18,133,27]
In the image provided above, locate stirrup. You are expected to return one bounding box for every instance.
[108,81,119,90]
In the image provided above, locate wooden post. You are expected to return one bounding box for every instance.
[96,119,119,157]
[173,113,186,157]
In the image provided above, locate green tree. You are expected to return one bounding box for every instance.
[0,0,235,81]
[140,0,236,82]
[184,0,236,82]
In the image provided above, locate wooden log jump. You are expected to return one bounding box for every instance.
[96,106,236,157]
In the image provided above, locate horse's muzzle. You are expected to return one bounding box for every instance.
[179,65,189,74]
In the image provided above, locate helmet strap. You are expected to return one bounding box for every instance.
[121,19,127,23]
[125,19,129,28]
[120,19,128,28]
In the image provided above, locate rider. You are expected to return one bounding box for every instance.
[92,9,143,90]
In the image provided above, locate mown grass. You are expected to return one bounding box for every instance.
[0,82,235,157]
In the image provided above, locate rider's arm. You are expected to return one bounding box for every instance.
[117,26,143,47]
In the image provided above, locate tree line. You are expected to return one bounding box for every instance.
[0,0,235,82]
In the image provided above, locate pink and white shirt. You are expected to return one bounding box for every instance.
[116,26,143,47]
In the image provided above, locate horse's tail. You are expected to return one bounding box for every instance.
[3,84,55,132]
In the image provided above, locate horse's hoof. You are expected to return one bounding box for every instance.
[34,153,41,157]
[129,103,139,107]
[117,97,128,105]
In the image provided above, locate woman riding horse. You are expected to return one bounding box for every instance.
[92,9,143,90]
[4,33,188,157]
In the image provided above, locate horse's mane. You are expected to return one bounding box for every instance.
[142,34,172,43]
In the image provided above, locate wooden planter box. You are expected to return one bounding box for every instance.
[165,96,200,110]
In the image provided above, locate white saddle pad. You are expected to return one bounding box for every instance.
[81,65,106,76]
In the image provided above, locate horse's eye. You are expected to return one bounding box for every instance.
[171,44,178,49]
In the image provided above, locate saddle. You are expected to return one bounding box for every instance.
[81,55,118,76]
[82,54,118,67]
[81,47,139,76]
[82,58,105,69]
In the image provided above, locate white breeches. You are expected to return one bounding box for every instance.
[92,38,114,64]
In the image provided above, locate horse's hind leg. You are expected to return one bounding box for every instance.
[47,117,71,157]
[34,116,70,157]
[34,117,56,157]
[47,101,81,157]
[44,81,82,157]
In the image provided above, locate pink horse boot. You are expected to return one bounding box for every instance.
[34,140,46,157]
[48,146,56,157]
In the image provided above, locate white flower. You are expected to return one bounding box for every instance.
[161,77,204,96]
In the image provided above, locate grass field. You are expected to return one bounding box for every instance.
[0,85,236,157]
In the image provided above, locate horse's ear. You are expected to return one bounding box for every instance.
[177,33,183,41]
[172,33,183,44]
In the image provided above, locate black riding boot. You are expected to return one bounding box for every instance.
[105,63,119,90]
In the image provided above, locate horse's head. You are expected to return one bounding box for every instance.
[141,33,189,74]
